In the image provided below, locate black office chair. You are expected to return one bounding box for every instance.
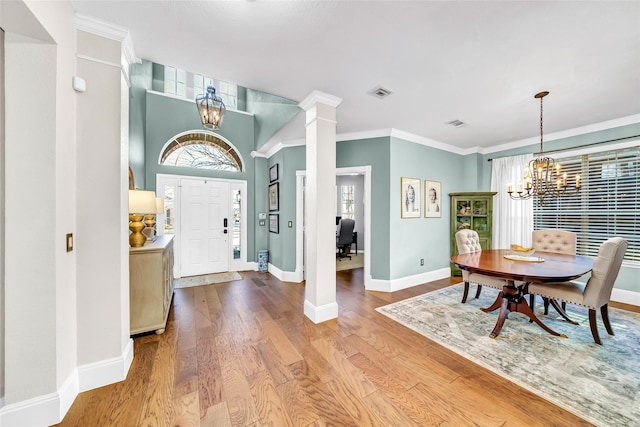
[336,218,355,260]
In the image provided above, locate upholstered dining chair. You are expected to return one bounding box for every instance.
[528,237,628,345]
[530,229,577,312]
[455,229,505,303]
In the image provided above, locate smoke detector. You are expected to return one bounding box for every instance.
[368,86,393,99]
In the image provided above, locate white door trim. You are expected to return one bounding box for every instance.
[295,166,372,287]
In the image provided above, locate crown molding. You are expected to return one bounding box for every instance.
[74,13,140,67]
[298,91,343,111]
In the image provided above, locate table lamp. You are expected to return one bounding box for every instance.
[143,197,165,242]
[128,190,157,247]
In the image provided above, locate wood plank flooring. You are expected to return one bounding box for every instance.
[56,268,637,426]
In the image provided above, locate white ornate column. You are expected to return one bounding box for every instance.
[299,91,342,323]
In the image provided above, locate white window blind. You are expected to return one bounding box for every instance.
[533,145,639,262]
[341,185,355,219]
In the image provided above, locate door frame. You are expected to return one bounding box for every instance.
[295,165,372,287]
[156,173,247,278]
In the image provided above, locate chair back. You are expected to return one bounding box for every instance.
[455,229,482,254]
[532,229,576,255]
[583,237,628,308]
[337,219,355,245]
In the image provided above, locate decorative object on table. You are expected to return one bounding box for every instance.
[509,244,536,257]
[507,91,581,204]
[449,192,496,276]
[529,237,628,345]
[269,163,279,182]
[376,283,640,427]
[142,197,164,242]
[128,189,157,247]
[268,213,279,233]
[503,254,545,262]
[424,180,441,218]
[268,182,279,211]
[195,85,225,130]
[400,177,421,218]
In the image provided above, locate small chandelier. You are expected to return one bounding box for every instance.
[195,85,225,129]
[508,91,581,204]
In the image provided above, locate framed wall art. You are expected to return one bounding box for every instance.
[424,180,442,218]
[268,182,279,211]
[400,177,421,218]
[269,163,279,182]
[269,214,279,233]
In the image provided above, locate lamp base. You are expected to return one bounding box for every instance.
[129,214,146,247]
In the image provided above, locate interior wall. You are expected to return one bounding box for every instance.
[0,26,5,402]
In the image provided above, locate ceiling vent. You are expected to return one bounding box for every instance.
[368,86,393,100]
[447,119,466,127]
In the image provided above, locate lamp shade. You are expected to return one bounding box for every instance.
[128,190,157,214]
[155,197,165,214]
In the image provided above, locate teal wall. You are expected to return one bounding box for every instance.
[143,91,259,261]
[128,60,153,189]
[389,137,467,279]
[246,89,300,150]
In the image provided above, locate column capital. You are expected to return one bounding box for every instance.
[299,90,342,111]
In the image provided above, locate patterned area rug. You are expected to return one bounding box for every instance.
[376,284,640,427]
[174,271,242,289]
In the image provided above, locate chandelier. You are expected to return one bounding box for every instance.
[195,85,225,129]
[508,91,581,204]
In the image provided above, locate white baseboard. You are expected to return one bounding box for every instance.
[365,268,451,292]
[267,263,301,283]
[0,339,134,427]
[304,299,339,323]
[611,288,640,307]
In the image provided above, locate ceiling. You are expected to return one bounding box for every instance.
[70,1,640,152]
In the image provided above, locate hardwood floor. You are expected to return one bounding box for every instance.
[56,268,638,426]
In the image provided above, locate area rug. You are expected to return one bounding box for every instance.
[336,253,364,271]
[174,271,242,289]
[376,283,640,427]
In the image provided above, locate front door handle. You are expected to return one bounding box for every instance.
[223,218,228,227]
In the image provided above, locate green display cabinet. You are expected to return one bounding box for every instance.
[449,192,497,276]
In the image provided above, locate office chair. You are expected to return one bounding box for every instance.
[336,218,355,260]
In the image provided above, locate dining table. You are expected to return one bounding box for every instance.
[450,249,594,339]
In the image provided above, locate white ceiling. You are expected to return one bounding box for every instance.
[71,1,640,151]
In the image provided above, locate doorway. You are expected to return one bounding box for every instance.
[156,174,247,278]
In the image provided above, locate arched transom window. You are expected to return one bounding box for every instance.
[160,131,243,172]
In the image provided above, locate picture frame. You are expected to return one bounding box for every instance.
[268,182,279,211]
[424,180,442,218]
[269,214,279,233]
[269,164,279,182]
[400,177,421,218]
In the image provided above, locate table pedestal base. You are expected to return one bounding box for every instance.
[481,281,567,339]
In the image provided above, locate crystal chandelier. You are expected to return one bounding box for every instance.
[508,91,581,204]
[195,85,225,129]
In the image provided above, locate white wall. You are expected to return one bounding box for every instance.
[0,26,5,403]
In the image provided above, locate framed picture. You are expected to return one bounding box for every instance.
[269,164,279,182]
[400,177,421,218]
[268,182,279,211]
[269,214,279,233]
[424,180,442,218]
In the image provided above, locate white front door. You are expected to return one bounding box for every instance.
[180,178,230,276]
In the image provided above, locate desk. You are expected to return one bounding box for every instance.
[451,249,593,339]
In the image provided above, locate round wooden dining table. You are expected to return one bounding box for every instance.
[451,249,594,339]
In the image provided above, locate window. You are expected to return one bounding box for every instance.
[194,74,237,110]
[533,145,639,262]
[164,66,186,97]
[341,185,355,219]
[160,131,243,172]
[232,189,241,260]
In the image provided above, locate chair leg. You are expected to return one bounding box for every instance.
[474,284,482,299]
[601,304,614,336]
[588,309,602,345]
[529,294,535,311]
[461,281,470,303]
[543,297,550,315]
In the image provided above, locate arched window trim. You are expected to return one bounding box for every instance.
[158,130,245,172]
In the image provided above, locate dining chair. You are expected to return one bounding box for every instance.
[528,237,628,344]
[455,229,505,303]
[530,229,577,313]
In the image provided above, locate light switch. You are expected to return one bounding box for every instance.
[288,221,293,228]
[66,233,73,252]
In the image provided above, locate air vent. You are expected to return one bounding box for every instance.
[368,86,393,99]
[447,119,465,127]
